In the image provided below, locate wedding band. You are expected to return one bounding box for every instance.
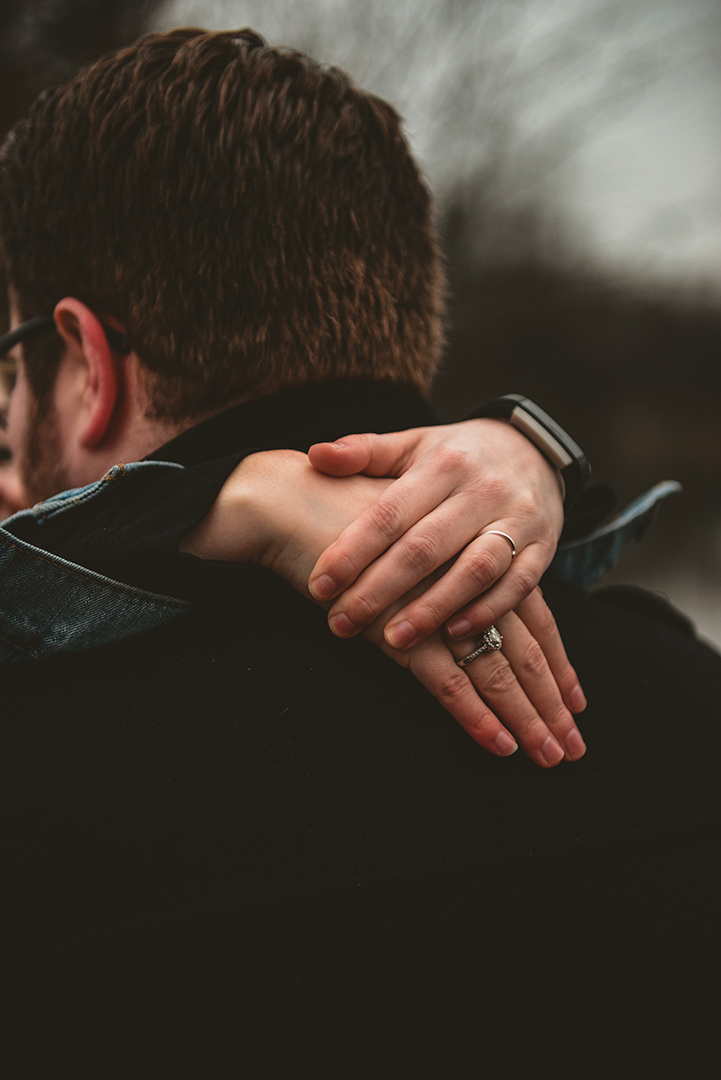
[457,626,503,667]
[482,530,516,559]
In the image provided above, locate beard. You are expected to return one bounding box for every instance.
[17,391,72,505]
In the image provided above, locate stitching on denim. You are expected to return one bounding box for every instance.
[34,466,124,520]
[31,460,183,521]
[0,535,190,610]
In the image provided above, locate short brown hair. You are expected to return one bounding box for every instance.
[0,28,445,421]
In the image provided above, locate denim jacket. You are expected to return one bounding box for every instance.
[0,457,682,663]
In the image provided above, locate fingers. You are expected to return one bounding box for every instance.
[361,603,521,760]
[396,610,586,767]
[446,585,587,717]
[381,532,537,649]
[514,588,587,715]
[313,503,587,729]
[444,549,551,641]
[308,461,477,605]
[317,521,538,645]
[448,612,587,767]
[308,417,564,643]
[308,429,420,478]
[360,582,586,767]
[400,636,520,759]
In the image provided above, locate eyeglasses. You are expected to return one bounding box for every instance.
[0,314,132,399]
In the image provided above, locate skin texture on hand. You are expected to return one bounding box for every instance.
[306,418,565,649]
[181,446,587,767]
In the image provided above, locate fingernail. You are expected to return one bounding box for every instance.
[541,735,564,767]
[328,612,358,637]
[309,574,337,600]
[569,684,587,714]
[495,731,518,757]
[563,728,587,760]
[385,620,418,649]
[447,617,471,639]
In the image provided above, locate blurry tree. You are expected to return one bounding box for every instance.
[5,0,719,281]
[0,0,161,137]
[162,0,721,277]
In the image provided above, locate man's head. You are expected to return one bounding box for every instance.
[0,28,445,438]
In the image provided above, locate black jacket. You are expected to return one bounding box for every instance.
[3,380,720,1046]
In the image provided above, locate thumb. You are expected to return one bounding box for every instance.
[308,428,420,478]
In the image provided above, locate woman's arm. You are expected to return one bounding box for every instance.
[182,441,586,767]
[305,417,566,647]
[0,413,586,765]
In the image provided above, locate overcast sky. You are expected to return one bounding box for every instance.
[158,0,721,292]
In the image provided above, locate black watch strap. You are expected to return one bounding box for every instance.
[469,394,590,507]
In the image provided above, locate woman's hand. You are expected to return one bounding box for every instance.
[182,448,586,767]
[306,418,565,649]
[377,589,586,766]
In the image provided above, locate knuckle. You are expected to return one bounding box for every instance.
[464,551,498,590]
[399,532,438,575]
[344,588,380,625]
[321,544,358,585]
[546,701,572,732]
[476,473,506,503]
[435,446,470,478]
[516,639,547,680]
[514,491,538,521]
[511,563,537,598]
[342,432,367,449]
[460,596,492,632]
[557,663,578,694]
[367,497,403,540]
[408,595,446,635]
[536,600,558,635]
[481,658,517,695]
[437,667,472,703]
[464,713,494,742]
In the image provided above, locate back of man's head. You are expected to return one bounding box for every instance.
[0,28,445,421]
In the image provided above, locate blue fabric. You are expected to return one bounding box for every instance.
[13,459,185,524]
[549,480,682,588]
[0,459,682,662]
[0,526,189,661]
[0,461,190,661]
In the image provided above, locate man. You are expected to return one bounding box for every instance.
[0,28,718,1049]
[0,25,590,766]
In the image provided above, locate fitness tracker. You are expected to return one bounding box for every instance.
[471,394,590,507]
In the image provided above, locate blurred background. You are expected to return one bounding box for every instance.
[2,0,719,646]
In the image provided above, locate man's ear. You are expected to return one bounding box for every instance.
[52,297,123,448]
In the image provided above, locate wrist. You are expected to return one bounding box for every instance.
[468,395,590,508]
[179,451,290,566]
[481,416,566,502]
[467,416,565,538]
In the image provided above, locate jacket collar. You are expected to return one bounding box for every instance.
[147,379,438,466]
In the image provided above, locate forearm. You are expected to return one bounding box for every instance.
[180,449,390,598]
[180,446,585,766]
